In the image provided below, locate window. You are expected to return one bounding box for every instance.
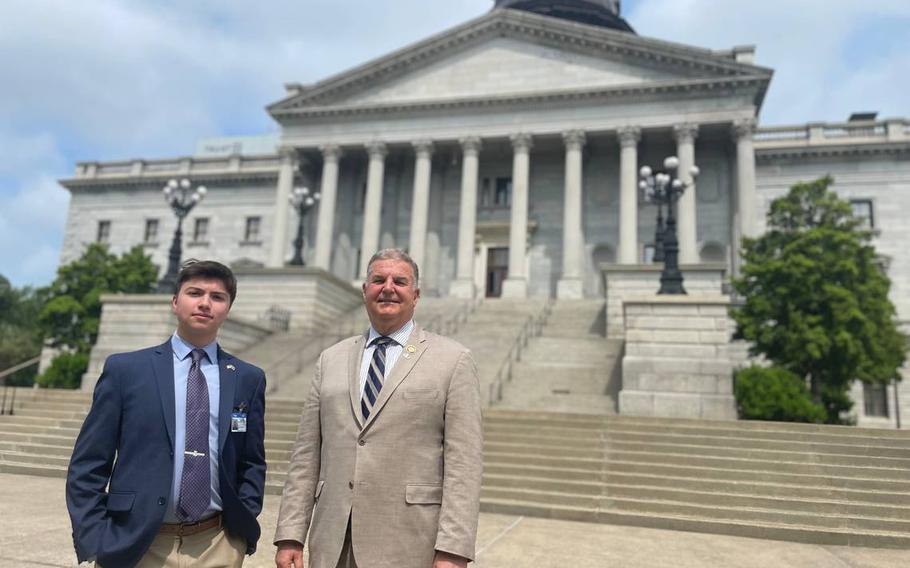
[642,244,656,264]
[480,177,512,208]
[863,383,889,417]
[850,199,874,229]
[144,219,159,243]
[193,218,209,243]
[96,220,111,243]
[244,216,261,242]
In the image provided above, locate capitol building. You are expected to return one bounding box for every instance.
[56,1,910,426]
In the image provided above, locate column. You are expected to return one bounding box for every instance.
[618,127,641,265]
[268,147,297,267]
[313,144,342,271]
[408,140,434,273]
[502,133,533,298]
[675,123,699,264]
[557,130,586,299]
[450,137,482,299]
[733,118,758,275]
[359,141,388,279]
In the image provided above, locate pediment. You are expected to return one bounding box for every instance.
[269,9,772,118]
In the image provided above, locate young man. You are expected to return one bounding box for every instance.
[66,260,267,568]
[275,248,483,568]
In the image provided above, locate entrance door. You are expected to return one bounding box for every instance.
[486,247,509,297]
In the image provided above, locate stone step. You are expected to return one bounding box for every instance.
[479,498,910,549]
[0,450,71,469]
[0,441,75,457]
[493,394,617,415]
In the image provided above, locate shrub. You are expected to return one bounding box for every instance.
[734,365,826,423]
[37,351,89,389]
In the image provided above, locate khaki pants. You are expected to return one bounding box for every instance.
[132,525,245,568]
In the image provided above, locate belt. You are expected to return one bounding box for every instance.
[159,513,222,537]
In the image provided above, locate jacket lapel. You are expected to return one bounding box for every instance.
[348,333,367,429]
[362,324,428,431]
[151,341,176,450]
[218,347,237,450]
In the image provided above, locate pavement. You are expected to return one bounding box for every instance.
[1,474,908,568]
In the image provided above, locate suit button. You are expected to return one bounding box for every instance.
[358,439,366,446]
[158,497,166,506]
[348,481,354,489]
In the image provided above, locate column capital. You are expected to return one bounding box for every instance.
[278,145,298,163]
[732,118,757,140]
[510,132,534,152]
[412,139,434,156]
[673,123,699,144]
[365,141,388,159]
[618,126,641,147]
[459,136,482,155]
[562,130,586,150]
[319,144,343,162]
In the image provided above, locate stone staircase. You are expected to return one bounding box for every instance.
[2,390,910,547]
[497,300,621,414]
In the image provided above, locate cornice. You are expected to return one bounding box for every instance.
[269,9,771,118]
[755,141,910,162]
[60,170,280,191]
[273,75,768,121]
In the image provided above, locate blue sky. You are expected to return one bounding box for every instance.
[1,0,908,287]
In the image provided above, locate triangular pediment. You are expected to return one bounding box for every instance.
[269,9,771,118]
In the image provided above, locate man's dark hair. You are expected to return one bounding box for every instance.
[174,259,237,304]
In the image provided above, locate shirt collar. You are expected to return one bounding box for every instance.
[171,332,218,364]
[367,319,414,347]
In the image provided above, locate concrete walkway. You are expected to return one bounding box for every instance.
[1,474,907,568]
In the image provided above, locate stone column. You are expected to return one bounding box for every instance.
[359,141,388,279]
[502,133,533,298]
[618,127,641,265]
[450,137,482,299]
[734,119,758,240]
[408,140,434,273]
[675,123,699,264]
[313,144,342,271]
[557,130,586,299]
[268,147,297,267]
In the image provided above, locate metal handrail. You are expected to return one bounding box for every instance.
[0,355,41,415]
[488,299,554,404]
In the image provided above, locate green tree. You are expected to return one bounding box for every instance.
[731,176,907,423]
[0,275,45,386]
[36,244,157,388]
[734,366,826,423]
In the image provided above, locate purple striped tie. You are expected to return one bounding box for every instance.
[178,348,210,521]
[362,336,394,420]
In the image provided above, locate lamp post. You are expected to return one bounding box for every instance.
[653,200,666,263]
[288,186,321,266]
[156,178,207,292]
[639,156,699,294]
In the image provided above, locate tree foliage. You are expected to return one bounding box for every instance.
[38,244,157,352]
[0,275,45,386]
[731,176,907,423]
[734,365,826,423]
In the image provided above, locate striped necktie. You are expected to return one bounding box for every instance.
[362,336,394,421]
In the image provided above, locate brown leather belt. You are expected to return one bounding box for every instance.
[159,513,222,536]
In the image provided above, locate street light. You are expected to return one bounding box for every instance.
[288,186,321,266]
[156,178,207,292]
[639,156,699,294]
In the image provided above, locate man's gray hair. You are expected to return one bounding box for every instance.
[365,248,419,287]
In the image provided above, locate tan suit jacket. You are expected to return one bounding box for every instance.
[275,324,483,568]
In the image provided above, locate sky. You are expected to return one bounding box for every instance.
[1,0,908,288]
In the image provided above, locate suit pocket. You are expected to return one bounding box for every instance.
[405,484,443,504]
[106,492,135,513]
[403,388,439,400]
[314,479,325,501]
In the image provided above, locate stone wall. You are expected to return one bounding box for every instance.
[619,294,736,420]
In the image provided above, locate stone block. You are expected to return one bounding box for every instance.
[699,305,730,317]
[698,331,729,345]
[700,394,737,420]
[622,356,654,375]
[653,393,701,418]
[648,304,701,317]
[618,391,655,416]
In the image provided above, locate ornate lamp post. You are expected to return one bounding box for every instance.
[156,178,207,292]
[639,156,699,294]
[288,186,321,266]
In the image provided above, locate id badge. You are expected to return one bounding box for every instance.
[231,411,247,433]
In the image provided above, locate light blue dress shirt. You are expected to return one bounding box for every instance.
[165,333,222,522]
[358,319,415,397]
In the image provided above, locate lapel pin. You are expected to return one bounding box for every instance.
[226,364,236,371]
[406,345,417,353]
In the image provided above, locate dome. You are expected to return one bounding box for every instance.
[493,0,635,33]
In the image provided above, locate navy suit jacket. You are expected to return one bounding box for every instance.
[66,340,267,568]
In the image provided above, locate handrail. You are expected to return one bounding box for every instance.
[0,355,41,416]
[488,298,554,405]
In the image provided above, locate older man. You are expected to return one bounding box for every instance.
[275,248,482,568]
